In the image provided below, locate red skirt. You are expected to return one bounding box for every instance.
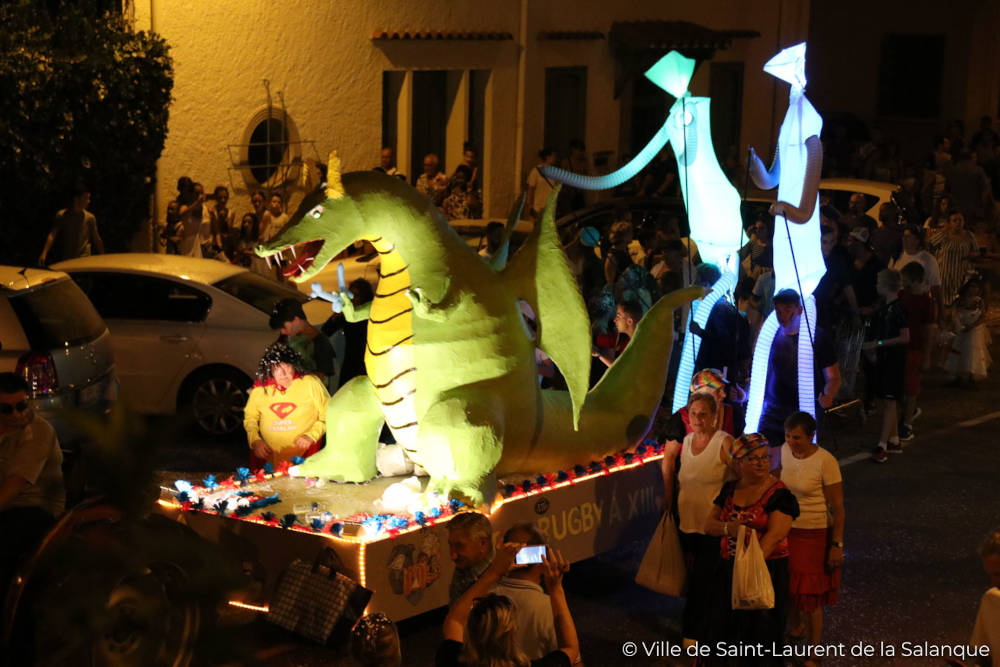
[787,527,841,613]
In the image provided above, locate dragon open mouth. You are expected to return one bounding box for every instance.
[262,240,326,279]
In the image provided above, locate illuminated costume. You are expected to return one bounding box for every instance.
[745,44,827,433]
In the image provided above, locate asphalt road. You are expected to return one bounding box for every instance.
[153,359,999,667]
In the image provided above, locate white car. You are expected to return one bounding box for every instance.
[1,265,116,444]
[818,178,900,218]
[53,254,330,436]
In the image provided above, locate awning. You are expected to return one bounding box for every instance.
[372,30,513,41]
[538,30,605,41]
[609,20,760,97]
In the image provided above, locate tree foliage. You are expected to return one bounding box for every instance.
[0,3,173,264]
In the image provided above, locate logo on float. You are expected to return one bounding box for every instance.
[269,402,296,419]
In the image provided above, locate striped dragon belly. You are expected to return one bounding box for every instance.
[365,236,418,451]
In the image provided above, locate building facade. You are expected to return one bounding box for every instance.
[132,0,810,224]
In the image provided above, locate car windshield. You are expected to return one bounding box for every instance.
[8,278,106,348]
[213,272,307,315]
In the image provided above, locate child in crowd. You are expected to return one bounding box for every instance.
[897,262,935,441]
[161,200,182,255]
[864,269,909,463]
[944,276,992,388]
[350,612,401,666]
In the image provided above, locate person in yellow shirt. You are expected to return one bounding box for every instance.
[244,343,329,468]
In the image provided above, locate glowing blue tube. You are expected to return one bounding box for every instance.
[671,270,737,413]
[745,310,780,435]
[744,293,819,442]
[541,51,695,191]
[797,294,818,436]
[542,121,670,190]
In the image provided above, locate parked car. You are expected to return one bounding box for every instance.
[742,178,901,228]
[52,254,330,437]
[0,265,116,444]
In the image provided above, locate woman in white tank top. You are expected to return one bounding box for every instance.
[661,392,733,646]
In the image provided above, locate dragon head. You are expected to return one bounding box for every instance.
[255,151,366,283]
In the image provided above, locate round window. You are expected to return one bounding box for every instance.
[248,118,287,184]
[241,108,301,188]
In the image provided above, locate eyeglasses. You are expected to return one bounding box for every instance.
[0,400,29,415]
[742,455,770,464]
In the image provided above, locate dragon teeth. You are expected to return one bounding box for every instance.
[290,246,297,259]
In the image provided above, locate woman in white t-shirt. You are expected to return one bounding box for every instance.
[776,411,844,667]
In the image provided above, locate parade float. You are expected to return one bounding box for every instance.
[155,44,826,624]
[155,146,700,619]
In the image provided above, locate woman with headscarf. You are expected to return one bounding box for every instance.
[243,343,329,468]
[703,433,800,666]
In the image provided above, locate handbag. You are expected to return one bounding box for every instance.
[635,511,686,597]
[268,547,373,644]
[731,524,775,610]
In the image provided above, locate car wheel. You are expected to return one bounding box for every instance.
[184,369,250,436]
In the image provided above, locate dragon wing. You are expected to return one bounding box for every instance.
[503,186,590,429]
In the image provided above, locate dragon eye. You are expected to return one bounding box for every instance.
[309,205,324,219]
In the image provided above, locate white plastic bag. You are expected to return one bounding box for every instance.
[731,524,774,610]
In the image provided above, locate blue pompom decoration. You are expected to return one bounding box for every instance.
[191,497,205,511]
[213,499,228,516]
[573,465,587,476]
[504,484,516,496]
[387,515,409,530]
[604,455,616,467]
[521,480,533,493]
[280,513,298,529]
[236,467,251,483]
[310,518,325,532]
[329,522,343,537]
[535,474,547,485]
[363,515,387,534]
[428,506,443,518]
[202,475,217,490]
[414,511,427,524]
[291,456,305,465]
[624,452,634,463]
[557,470,569,482]
[174,491,190,503]
[636,444,647,455]
[260,511,276,522]
[449,498,463,512]
[264,462,274,474]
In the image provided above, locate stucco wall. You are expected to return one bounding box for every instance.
[134,0,809,224]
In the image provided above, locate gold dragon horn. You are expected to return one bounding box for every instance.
[326,150,345,200]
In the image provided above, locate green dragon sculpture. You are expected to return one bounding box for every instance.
[257,156,699,504]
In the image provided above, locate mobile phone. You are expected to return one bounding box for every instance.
[515,545,547,565]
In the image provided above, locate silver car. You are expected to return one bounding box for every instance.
[53,254,330,437]
[0,266,117,444]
